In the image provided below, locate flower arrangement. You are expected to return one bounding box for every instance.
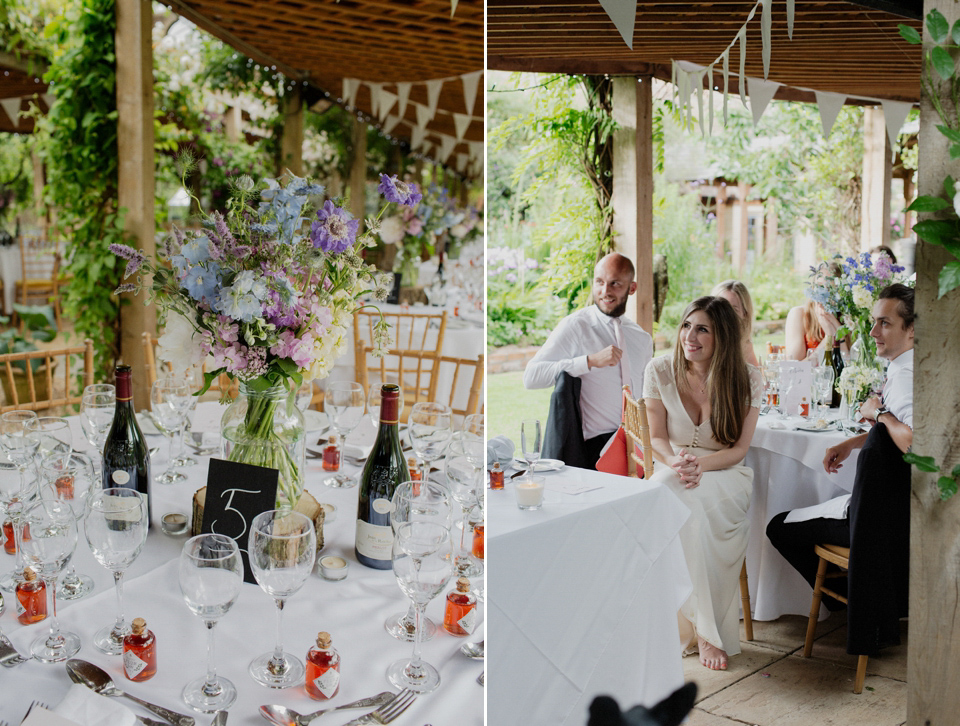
[837,363,885,416]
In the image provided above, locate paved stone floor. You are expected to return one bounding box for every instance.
[681,613,907,725]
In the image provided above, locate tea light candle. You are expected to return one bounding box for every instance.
[320,502,337,523]
[319,555,349,581]
[514,476,545,510]
[160,512,188,535]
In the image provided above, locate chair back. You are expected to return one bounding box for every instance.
[622,385,654,478]
[142,332,237,399]
[0,339,95,413]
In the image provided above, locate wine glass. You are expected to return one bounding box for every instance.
[323,381,366,488]
[295,379,315,412]
[444,442,484,577]
[80,384,116,481]
[25,416,73,475]
[408,402,452,481]
[151,377,192,484]
[520,419,541,470]
[383,480,453,642]
[462,413,485,468]
[813,365,836,419]
[40,454,96,600]
[179,534,243,711]
[387,521,454,693]
[20,497,81,661]
[171,369,202,469]
[85,488,149,654]
[248,509,316,688]
[0,410,39,591]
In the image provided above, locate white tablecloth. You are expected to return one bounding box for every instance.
[487,467,691,726]
[744,412,861,621]
[0,403,483,726]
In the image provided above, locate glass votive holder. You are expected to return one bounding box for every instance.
[514,475,545,511]
[319,555,349,581]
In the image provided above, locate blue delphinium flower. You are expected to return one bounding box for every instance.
[181,261,221,304]
[310,200,358,254]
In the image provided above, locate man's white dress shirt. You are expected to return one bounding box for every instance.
[523,305,654,441]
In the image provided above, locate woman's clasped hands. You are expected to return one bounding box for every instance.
[673,448,702,488]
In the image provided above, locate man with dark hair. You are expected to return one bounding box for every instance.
[523,252,653,468]
[766,282,914,655]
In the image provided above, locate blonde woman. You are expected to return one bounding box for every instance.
[644,296,763,670]
[711,280,760,367]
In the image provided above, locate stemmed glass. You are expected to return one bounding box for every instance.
[520,419,541,471]
[19,497,81,661]
[323,382,366,488]
[408,402,452,481]
[80,384,116,481]
[25,416,73,474]
[151,377,192,484]
[85,488,149,654]
[812,365,836,419]
[383,480,453,642]
[444,443,484,577]
[462,413,485,467]
[387,521,454,693]
[248,509,316,688]
[179,534,243,712]
[172,369,202,468]
[40,454,96,600]
[0,410,39,591]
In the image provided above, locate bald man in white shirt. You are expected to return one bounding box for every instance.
[523,253,654,469]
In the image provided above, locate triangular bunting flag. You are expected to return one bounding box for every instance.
[382,115,402,135]
[410,125,426,151]
[396,82,412,119]
[425,79,443,120]
[379,90,398,119]
[439,135,457,162]
[880,100,913,157]
[367,82,383,118]
[456,153,468,173]
[468,140,483,163]
[453,113,471,140]
[761,0,772,79]
[598,0,637,49]
[787,0,795,40]
[41,93,54,109]
[0,98,20,126]
[814,91,846,139]
[451,0,458,17]
[342,78,359,109]
[461,70,482,117]
[416,103,432,130]
[746,77,780,126]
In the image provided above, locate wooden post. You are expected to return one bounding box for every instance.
[611,75,653,334]
[861,106,892,251]
[115,0,156,407]
[715,183,728,259]
[224,103,241,143]
[765,199,780,261]
[280,84,304,176]
[903,172,916,239]
[735,182,749,273]
[348,115,367,232]
[908,3,960,721]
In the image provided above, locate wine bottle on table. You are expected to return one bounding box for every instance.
[102,364,152,526]
[829,336,844,408]
[355,384,406,570]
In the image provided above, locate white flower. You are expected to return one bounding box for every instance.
[378,216,405,245]
[157,313,206,371]
[953,189,960,218]
[852,285,873,310]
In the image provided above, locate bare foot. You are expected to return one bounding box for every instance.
[697,636,728,670]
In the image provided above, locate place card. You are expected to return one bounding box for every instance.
[201,458,279,583]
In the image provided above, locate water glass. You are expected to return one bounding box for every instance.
[0,410,39,591]
[80,384,116,480]
[323,382,366,488]
[409,402,452,481]
[40,454,96,600]
[520,419,542,469]
[151,377,192,484]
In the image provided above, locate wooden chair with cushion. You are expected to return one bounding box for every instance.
[622,385,754,641]
[803,544,868,693]
[0,339,94,413]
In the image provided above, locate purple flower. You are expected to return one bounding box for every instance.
[109,244,147,278]
[378,174,423,206]
[310,200,358,254]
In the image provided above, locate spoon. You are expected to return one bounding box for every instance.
[460,640,484,659]
[65,659,196,726]
[260,692,395,726]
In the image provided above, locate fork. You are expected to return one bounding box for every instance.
[341,690,417,726]
[0,629,28,668]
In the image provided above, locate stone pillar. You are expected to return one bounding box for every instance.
[348,116,367,232]
[611,76,653,333]
[860,106,892,251]
[280,84,304,176]
[115,0,156,407]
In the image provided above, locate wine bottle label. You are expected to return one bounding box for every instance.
[458,608,477,633]
[355,519,393,561]
[312,667,340,698]
[123,650,148,678]
[372,497,391,514]
[111,470,131,485]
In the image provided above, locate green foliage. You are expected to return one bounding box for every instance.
[36,0,125,379]
[0,303,57,372]
[904,452,960,501]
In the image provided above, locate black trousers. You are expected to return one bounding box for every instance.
[766,510,850,607]
[582,431,616,471]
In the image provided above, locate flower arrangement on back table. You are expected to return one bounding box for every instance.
[111,162,422,509]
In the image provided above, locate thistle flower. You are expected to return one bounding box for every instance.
[310,200,358,254]
[377,174,423,206]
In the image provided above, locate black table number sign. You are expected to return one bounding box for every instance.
[201,458,280,584]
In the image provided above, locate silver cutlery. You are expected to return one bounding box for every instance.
[66,658,196,726]
[460,640,484,660]
[1,719,10,726]
[340,690,416,726]
[211,711,228,726]
[477,672,484,686]
[0,590,4,616]
[0,628,27,668]
[260,692,394,726]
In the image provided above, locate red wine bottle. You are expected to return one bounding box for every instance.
[102,365,152,526]
[355,384,406,569]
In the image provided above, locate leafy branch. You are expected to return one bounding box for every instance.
[904,452,960,501]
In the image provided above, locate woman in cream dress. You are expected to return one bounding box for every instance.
[643,296,763,670]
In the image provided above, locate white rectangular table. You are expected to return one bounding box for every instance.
[487,466,691,726]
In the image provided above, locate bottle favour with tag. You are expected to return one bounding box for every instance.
[443,577,477,636]
[123,617,157,681]
[16,566,47,624]
[322,434,340,472]
[489,462,504,490]
[305,631,341,700]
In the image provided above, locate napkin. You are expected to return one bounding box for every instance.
[53,684,137,726]
[487,435,515,467]
[21,707,82,726]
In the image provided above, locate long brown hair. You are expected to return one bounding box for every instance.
[672,296,752,447]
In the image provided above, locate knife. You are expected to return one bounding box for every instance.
[137,717,171,726]
[211,711,228,726]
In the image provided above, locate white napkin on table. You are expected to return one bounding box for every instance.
[52,684,137,726]
[487,435,515,467]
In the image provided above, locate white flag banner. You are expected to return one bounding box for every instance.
[747,76,780,126]
[379,90,398,119]
[450,0,458,17]
[0,98,20,125]
[410,125,426,151]
[761,0,772,79]
[425,79,443,120]
[367,82,383,118]
[41,93,54,109]
[396,82,412,119]
[456,153,468,173]
[598,0,637,49]
[787,0,795,39]
[439,134,457,162]
[382,114,403,135]
[342,78,359,109]
[814,91,846,139]
[468,140,483,162]
[881,100,913,157]
[453,112,472,140]
[461,70,482,117]
[416,103,432,130]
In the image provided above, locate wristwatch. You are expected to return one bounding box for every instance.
[872,405,890,421]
